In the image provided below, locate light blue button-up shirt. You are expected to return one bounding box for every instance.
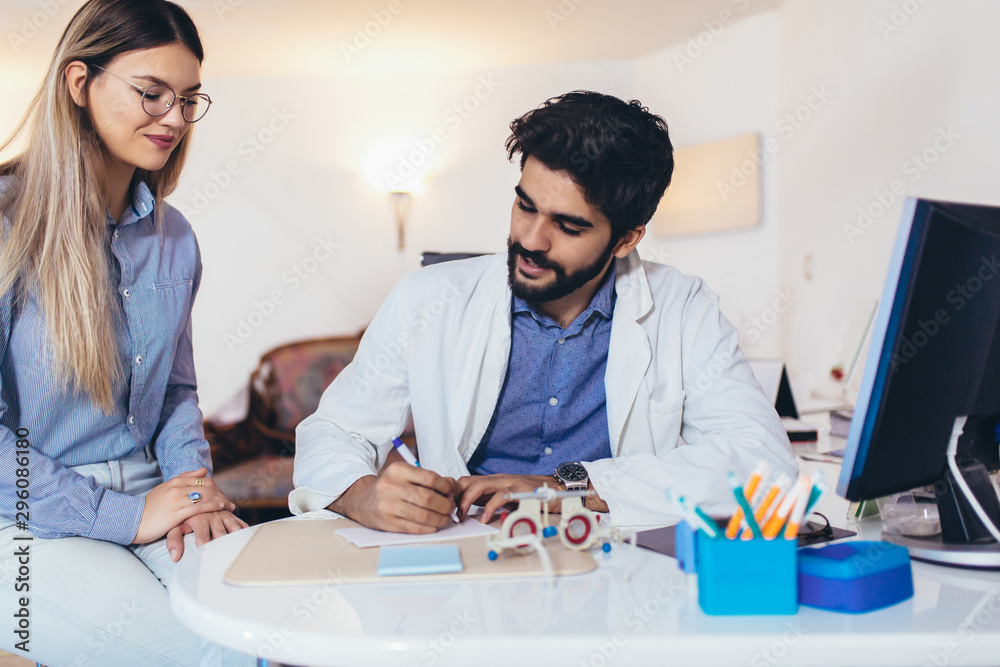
[0,180,210,544]
[469,264,616,476]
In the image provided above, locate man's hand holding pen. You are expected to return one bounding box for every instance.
[329,461,458,534]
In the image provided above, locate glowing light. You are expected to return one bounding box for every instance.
[363,137,432,194]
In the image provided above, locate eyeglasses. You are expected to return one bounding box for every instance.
[798,512,834,546]
[92,64,212,123]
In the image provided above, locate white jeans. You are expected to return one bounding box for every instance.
[0,448,256,667]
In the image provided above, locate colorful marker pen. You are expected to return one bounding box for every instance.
[681,496,721,539]
[804,469,827,515]
[725,462,768,539]
[666,489,719,538]
[784,478,814,540]
[741,474,789,540]
[727,472,763,539]
[762,475,810,539]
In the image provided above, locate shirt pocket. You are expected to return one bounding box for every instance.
[149,278,194,342]
[647,393,685,452]
[152,278,193,290]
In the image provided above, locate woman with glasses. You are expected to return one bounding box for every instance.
[0,0,250,664]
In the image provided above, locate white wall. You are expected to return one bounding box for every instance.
[635,10,783,359]
[775,0,1000,394]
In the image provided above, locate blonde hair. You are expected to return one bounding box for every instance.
[0,0,203,412]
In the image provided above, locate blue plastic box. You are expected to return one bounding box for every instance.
[798,541,913,612]
[695,533,799,615]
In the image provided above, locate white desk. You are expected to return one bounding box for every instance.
[170,458,1000,667]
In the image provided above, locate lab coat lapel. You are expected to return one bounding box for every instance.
[606,252,653,455]
[457,257,512,464]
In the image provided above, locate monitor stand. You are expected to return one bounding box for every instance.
[882,531,1000,569]
[882,459,1000,569]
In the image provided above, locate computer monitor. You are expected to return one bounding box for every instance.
[838,197,1000,569]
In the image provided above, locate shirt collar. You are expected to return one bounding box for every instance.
[513,261,617,327]
[106,181,155,228]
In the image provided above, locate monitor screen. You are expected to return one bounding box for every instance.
[839,198,1000,503]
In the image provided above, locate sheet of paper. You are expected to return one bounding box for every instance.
[336,518,498,548]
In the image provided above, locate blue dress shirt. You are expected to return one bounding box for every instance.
[0,180,210,544]
[469,264,616,476]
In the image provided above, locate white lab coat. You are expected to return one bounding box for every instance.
[291,251,797,526]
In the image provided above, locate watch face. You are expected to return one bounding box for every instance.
[558,462,588,482]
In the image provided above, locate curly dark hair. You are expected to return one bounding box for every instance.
[506,91,674,242]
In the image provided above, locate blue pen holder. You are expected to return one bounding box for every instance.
[695,533,799,615]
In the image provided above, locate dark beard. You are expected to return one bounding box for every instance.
[506,236,615,303]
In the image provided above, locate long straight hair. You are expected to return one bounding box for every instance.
[0,0,203,412]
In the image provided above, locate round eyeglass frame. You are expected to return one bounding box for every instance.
[91,64,212,123]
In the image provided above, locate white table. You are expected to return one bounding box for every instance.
[170,458,1000,666]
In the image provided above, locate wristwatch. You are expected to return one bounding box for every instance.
[554,461,589,492]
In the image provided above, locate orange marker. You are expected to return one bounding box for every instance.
[783,478,815,540]
[741,474,789,540]
[725,463,768,539]
[762,475,810,539]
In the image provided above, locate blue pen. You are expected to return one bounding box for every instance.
[392,437,420,467]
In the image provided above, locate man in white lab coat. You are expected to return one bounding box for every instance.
[291,92,796,531]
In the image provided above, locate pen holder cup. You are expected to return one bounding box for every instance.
[695,533,799,615]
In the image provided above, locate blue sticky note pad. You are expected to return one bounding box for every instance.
[377,545,464,577]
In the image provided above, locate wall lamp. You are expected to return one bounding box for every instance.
[390,190,412,250]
